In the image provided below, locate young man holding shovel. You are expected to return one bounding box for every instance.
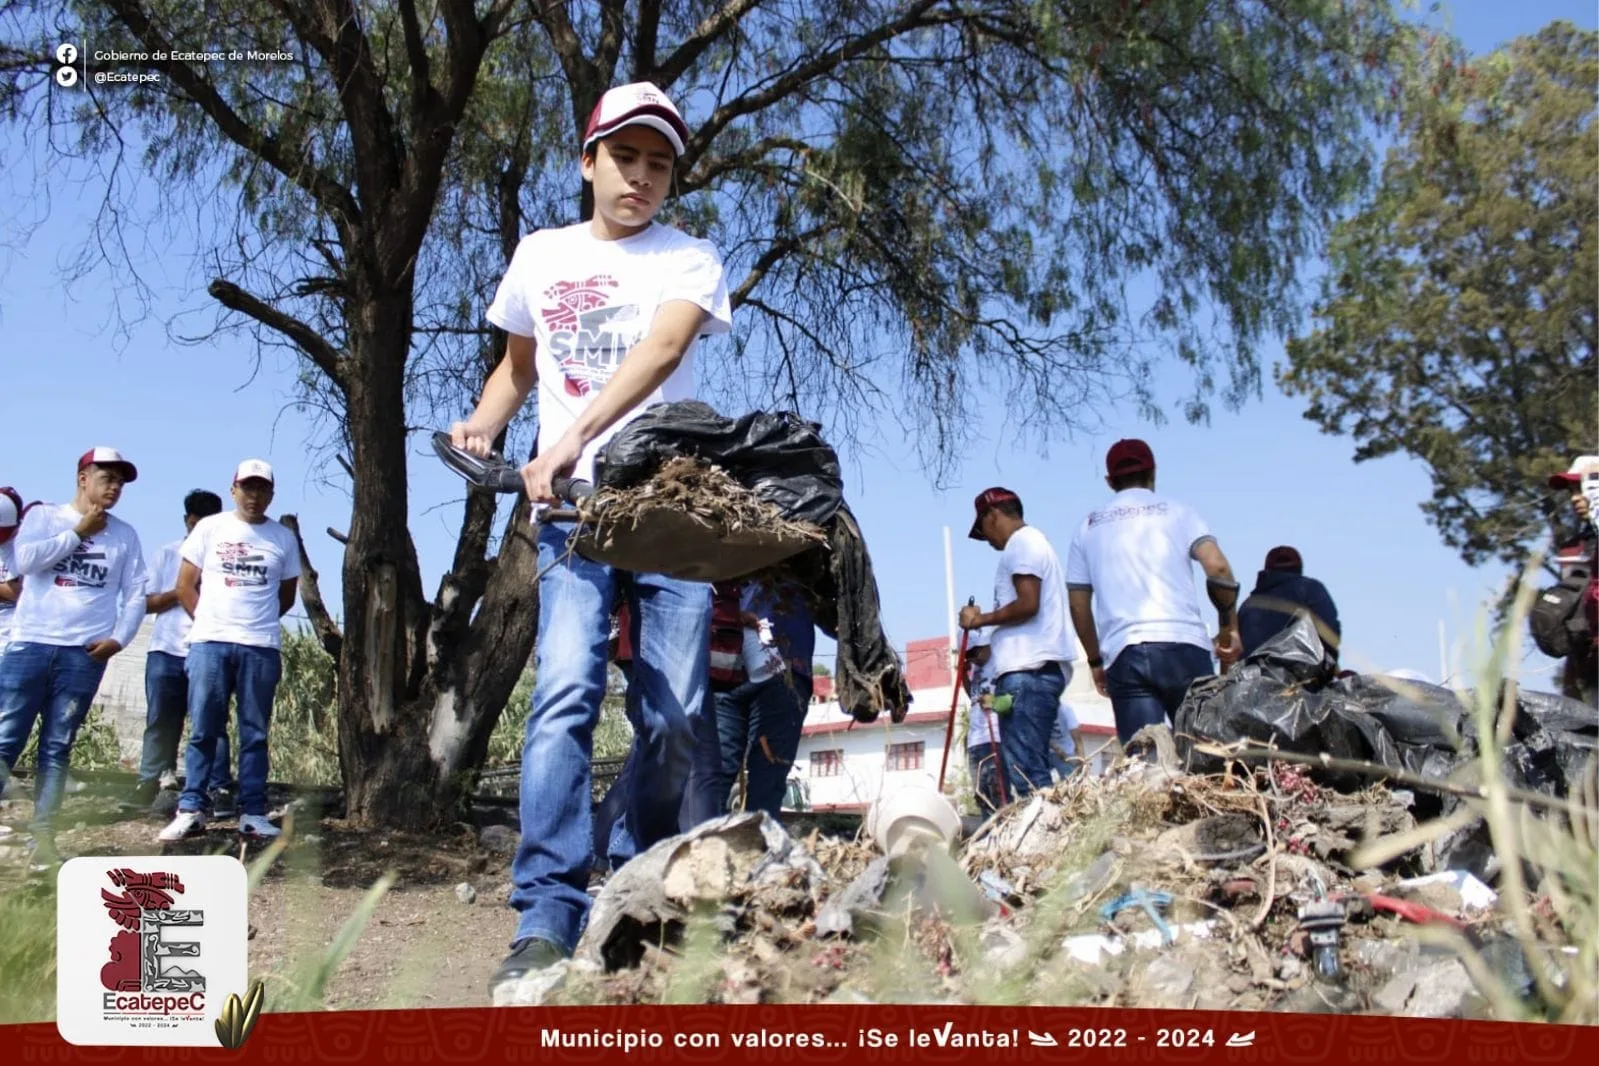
[450,82,732,1000]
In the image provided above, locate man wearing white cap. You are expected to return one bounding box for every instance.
[0,448,147,864]
[450,80,731,996]
[158,459,300,843]
[0,486,24,653]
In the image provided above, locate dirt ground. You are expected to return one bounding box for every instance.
[0,790,524,1014]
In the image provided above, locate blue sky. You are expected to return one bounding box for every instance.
[1,1,1590,694]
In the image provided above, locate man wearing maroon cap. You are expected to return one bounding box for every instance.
[1237,546,1342,660]
[1065,439,1242,746]
[959,487,1074,799]
[0,448,147,867]
[450,81,732,998]
[1546,457,1598,705]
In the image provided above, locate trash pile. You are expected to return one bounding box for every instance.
[489,618,1596,1016]
[489,720,1584,1017]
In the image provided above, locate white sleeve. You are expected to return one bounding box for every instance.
[484,232,543,338]
[179,522,209,569]
[1006,530,1051,580]
[112,531,149,648]
[660,237,732,335]
[1065,525,1091,587]
[11,508,81,576]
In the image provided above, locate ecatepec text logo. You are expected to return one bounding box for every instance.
[58,856,247,1046]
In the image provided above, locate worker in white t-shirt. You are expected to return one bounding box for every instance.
[0,486,23,653]
[1049,697,1086,781]
[959,487,1075,800]
[130,489,234,815]
[448,82,733,997]
[158,460,300,844]
[1066,439,1242,746]
[0,448,148,866]
[961,628,1006,815]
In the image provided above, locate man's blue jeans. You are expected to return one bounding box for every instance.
[1104,642,1215,745]
[179,642,281,816]
[967,741,1005,815]
[511,522,710,955]
[994,662,1068,800]
[139,650,231,791]
[689,672,811,824]
[0,642,108,830]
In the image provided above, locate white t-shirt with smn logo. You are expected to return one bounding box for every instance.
[7,503,148,649]
[1065,487,1215,668]
[182,513,300,649]
[485,220,733,486]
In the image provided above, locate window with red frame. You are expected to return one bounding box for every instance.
[885,741,924,771]
[811,749,843,777]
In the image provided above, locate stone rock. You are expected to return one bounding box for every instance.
[479,825,519,855]
[455,882,478,905]
[1374,958,1475,1018]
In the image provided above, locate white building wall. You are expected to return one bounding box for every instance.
[95,616,154,761]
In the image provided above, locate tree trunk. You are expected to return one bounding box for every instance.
[328,288,546,829]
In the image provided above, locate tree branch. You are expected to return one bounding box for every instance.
[596,0,627,86]
[208,279,349,393]
[680,0,959,168]
[100,0,361,233]
[531,0,602,133]
[728,222,835,308]
[397,0,432,117]
[633,0,663,81]
[653,0,766,90]
[281,513,344,660]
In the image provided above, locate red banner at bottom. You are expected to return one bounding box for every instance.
[7,1006,1592,1063]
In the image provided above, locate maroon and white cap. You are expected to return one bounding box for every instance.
[968,487,1021,540]
[77,446,138,482]
[1548,455,1599,490]
[583,82,689,158]
[0,486,20,529]
[233,459,275,485]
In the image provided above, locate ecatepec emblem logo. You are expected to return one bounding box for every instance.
[58,856,248,1046]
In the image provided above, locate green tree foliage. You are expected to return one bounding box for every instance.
[1,0,1414,826]
[1281,21,1598,570]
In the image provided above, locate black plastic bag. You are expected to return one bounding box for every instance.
[592,401,909,724]
[593,400,844,526]
[1174,615,1598,875]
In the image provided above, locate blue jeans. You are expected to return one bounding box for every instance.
[0,642,108,830]
[994,662,1068,800]
[690,672,811,824]
[139,651,231,790]
[511,522,710,954]
[179,642,281,816]
[967,741,1005,815]
[1105,642,1215,745]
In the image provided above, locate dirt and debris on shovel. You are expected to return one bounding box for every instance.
[497,727,1581,1018]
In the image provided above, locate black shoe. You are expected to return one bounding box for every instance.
[489,937,568,998]
[209,788,238,820]
[119,779,159,814]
